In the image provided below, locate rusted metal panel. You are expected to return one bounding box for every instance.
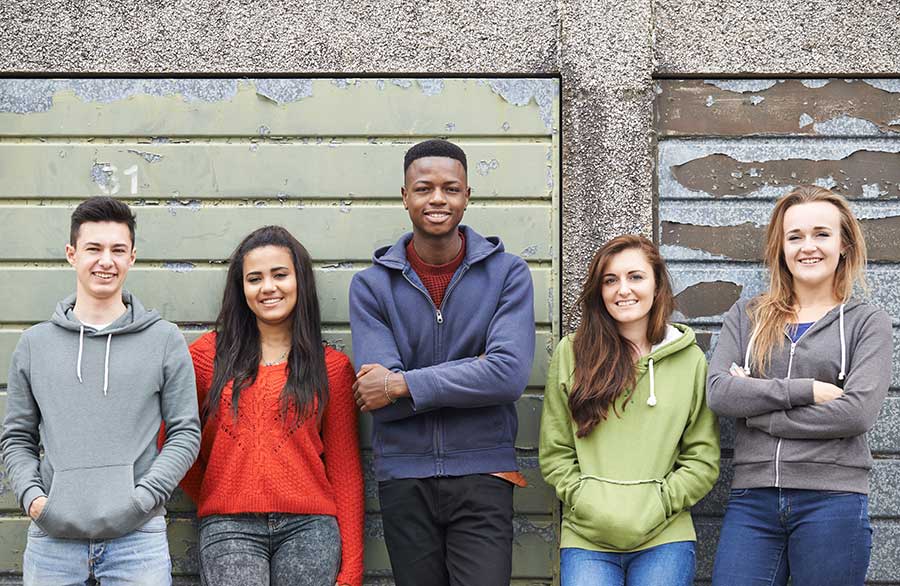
[656,79,900,138]
[658,138,900,200]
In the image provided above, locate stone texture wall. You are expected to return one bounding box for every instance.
[3,0,900,583]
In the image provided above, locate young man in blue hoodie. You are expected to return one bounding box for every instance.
[349,139,536,586]
[1,197,201,585]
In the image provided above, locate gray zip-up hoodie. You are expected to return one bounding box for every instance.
[0,291,201,539]
[707,298,891,494]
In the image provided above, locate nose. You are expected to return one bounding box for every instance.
[617,280,631,296]
[800,236,817,252]
[261,276,276,292]
[429,188,448,204]
[98,249,114,266]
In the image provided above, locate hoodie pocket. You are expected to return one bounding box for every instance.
[567,476,668,550]
[35,464,148,539]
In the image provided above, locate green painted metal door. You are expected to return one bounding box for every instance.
[0,78,561,584]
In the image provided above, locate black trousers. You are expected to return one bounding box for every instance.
[378,475,514,586]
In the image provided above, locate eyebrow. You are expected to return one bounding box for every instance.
[786,225,834,233]
[602,270,647,277]
[245,266,290,275]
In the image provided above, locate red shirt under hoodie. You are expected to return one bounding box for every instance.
[181,333,364,586]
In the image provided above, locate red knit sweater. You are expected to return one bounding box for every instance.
[181,332,364,586]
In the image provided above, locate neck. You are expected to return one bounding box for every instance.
[257,319,293,348]
[73,289,127,325]
[793,282,841,310]
[617,321,651,357]
[412,229,461,265]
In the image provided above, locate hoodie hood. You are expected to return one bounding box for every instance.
[372,225,504,270]
[50,290,162,395]
[636,324,695,408]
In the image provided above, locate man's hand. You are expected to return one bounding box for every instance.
[28,496,47,520]
[353,364,410,412]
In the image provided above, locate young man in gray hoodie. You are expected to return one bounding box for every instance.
[1,197,201,585]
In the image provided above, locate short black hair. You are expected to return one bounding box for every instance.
[70,197,137,247]
[404,139,467,173]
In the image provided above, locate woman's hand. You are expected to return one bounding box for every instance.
[813,381,843,404]
[353,364,409,412]
[28,496,47,520]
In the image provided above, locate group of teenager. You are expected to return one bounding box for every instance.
[0,138,890,586]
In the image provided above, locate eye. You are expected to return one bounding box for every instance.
[246,276,260,284]
[787,235,801,241]
[816,231,830,238]
[629,274,644,281]
[603,277,617,286]
[275,272,289,279]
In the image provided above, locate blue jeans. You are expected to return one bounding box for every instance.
[198,513,340,586]
[712,487,872,586]
[560,541,695,586]
[23,515,171,586]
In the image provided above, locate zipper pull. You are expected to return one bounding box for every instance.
[790,343,796,357]
[436,309,444,324]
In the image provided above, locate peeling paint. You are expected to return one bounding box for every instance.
[520,245,539,257]
[375,79,386,91]
[257,125,271,136]
[254,79,313,104]
[486,79,558,130]
[502,121,511,131]
[658,79,900,137]
[703,80,779,93]
[513,517,556,542]
[476,159,499,176]
[391,79,413,89]
[800,79,832,89]
[661,140,900,199]
[445,122,456,131]
[90,163,115,189]
[417,79,445,96]
[862,79,900,93]
[675,280,743,318]
[1,79,241,113]
[321,261,353,271]
[862,183,888,199]
[662,221,763,261]
[163,262,195,273]
[813,115,885,136]
[126,149,163,164]
[166,199,201,214]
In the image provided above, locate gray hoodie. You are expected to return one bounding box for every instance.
[707,298,892,494]
[0,291,201,539]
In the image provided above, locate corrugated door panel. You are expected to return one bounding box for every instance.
[655,78,900,585]
[0,78,561,585]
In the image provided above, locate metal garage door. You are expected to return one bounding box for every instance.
[0,77,561,584]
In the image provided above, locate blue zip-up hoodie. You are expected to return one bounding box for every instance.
[349,225,535,481]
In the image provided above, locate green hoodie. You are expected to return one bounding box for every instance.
[539,324,720,552]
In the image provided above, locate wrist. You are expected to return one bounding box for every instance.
[388,372,410,399]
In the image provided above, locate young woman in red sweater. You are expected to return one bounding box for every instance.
[181,226,364,586]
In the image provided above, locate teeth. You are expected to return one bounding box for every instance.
[261,299,282,305]
[617,300,638,306]
[94,272,115,279]
[799,259,821,264]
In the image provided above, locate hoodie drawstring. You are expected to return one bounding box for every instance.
[838,303,846,381]
[743,325,759,376]
[646,358,657,407]
[76,325,85,384]
[103,333,112,395]
[75,326,113,395]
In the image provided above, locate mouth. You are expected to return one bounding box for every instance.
[798,258,823,265]
[423,210,452,223]
[615,299,638,307]
[260,297,283,306]
[92,271,117,281]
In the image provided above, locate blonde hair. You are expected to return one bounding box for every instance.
[749,185,867,373]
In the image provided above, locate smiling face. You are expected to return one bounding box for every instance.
[781,201,844,294]
[402,156,471,241]
[242,245,298,329]
[65,221,136,302]
[600,247,656,331]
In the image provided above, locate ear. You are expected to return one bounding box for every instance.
[401,186,408,210]
[129,247,137,267]
[65,243,77,267]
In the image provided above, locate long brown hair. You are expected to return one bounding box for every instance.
[749,185,867,373]
[569,235,675,437]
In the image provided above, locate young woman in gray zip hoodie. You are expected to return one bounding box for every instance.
[707,185,892,586]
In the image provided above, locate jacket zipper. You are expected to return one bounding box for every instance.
[774,341,797,487]
[401,264,470,476]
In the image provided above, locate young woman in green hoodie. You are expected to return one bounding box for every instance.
[540,235,720,586]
